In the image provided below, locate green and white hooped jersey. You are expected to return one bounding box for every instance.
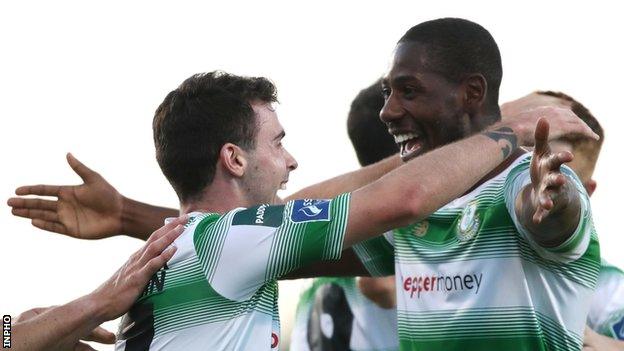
[587,260,624,340]
[115,194,350,351]
[354,154,600,351]
[290,277,399,351]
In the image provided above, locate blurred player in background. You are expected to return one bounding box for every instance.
[290,79,399,351]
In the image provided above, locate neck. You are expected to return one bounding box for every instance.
[179,179,252,215]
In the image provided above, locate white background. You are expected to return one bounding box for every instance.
[1,1,622,349]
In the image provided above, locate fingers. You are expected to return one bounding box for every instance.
[533,118,550,155]
[144,214,189,245]
[83,325,116,344]
[67,153,99,183]
[11,208,59,222]
[533,206,550,224]
[531,107,598,141]
[32,219,68,235]
[138,224,185,267]
[15,184,60,197]
[548,151,573,170]
[138,245,178,280]
[544,173,567,188]
[7,197,58,211]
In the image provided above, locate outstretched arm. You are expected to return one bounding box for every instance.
[285,154,402,201]
[8,153,178,241]
[9,215,187,351]
[343,108,598,247]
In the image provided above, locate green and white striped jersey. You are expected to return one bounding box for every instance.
[115,194,350,351]
[290,277,399,351]
[587,259,624,340]
[354,154,600,351]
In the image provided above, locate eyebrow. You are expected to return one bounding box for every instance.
[391,75,423,87]
[273,130,285,141]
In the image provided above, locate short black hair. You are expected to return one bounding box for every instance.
[399,18,503,111]
[153,71,278,203]
[347,79,398,166]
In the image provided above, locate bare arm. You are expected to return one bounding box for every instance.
[9,215,187,351]
[285,154,401,201]
[343,110,597,248]
[282,248,370,279]
[583,327,624,351]
[121,197,179,240]
[357,276,396,309]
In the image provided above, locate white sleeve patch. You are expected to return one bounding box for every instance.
[210,225,275,301]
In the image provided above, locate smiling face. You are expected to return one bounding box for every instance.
[380,42,473,161]
[242,101,298,205]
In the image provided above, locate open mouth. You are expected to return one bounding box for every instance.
[279,181,288,191]
[394,132,425,161]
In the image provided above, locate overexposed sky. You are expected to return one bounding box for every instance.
[2,1,623,349]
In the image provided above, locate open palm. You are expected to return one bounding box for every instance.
[8,153,123,239]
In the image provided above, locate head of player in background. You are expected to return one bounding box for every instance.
[152,71,298,208]
[381,18,503,161]
[347,78,398,167]
[536,91,604,196]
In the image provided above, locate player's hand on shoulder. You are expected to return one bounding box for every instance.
[89,214,187,321]
[500,106,598,146]
[7,153,124,240]
[501,92,570,119]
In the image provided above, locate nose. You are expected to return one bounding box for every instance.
[285,149,298,171]
[379,93,404,124]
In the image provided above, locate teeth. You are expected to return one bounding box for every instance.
[393,133,419,144]
[280,183,287,190]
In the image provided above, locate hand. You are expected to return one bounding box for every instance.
[14,307,115,350]
[89,214,187,321]
[7,153,124,239]
[501,92,571,119]
[502,106,599,146]
[529,119,575,224]
[583,327,624,351]
[357,276,396,309]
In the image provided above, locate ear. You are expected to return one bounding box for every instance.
[583,179,597,197]
[462,74,488,113]
[219,143,248,178]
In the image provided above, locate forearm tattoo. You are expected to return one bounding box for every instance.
[483,127,518,159]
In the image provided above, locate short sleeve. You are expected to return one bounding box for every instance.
[352,232,395,277]
[588,261,624,340]
[504,157,593,263]
[194,193,351,301]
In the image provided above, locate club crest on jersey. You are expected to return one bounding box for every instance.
[457,201,480,242]
[291,199,331,223]
[611,315,624,340]
[412,220,429,237]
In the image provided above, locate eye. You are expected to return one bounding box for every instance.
[403,85,420,99]
[381,87,391,99]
